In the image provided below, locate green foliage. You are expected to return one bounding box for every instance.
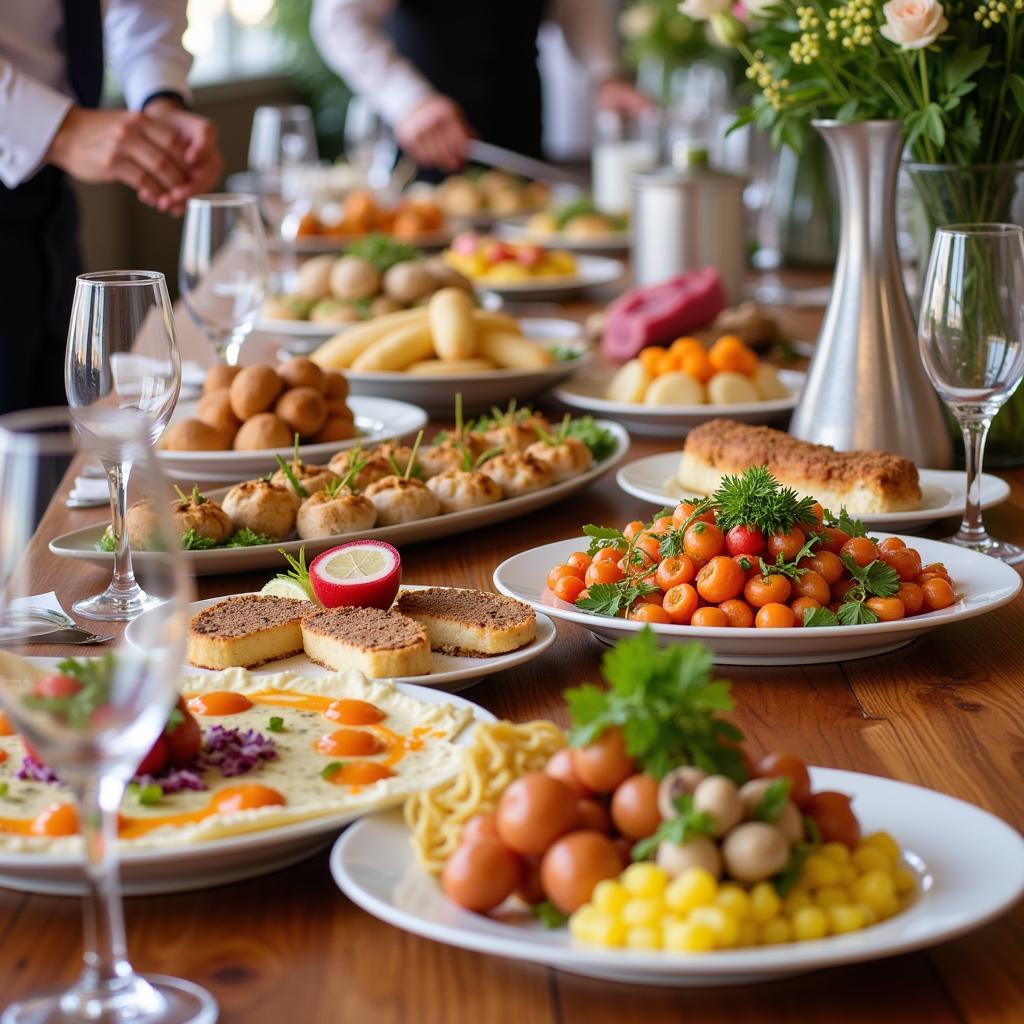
[632,792,716,861]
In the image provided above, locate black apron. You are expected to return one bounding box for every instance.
[386,0,547,160]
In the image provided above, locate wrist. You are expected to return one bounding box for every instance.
[142,92,188,115]
[45,105,82,169]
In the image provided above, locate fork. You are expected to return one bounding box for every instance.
[10,627,114,646]
[7,607,77,629]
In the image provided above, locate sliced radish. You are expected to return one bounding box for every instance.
[309,541,402,610]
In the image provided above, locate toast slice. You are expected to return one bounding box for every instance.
[187,595,308,670]
[395,587,536,656]
[301,607,431,677]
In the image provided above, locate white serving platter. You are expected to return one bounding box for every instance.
[467,255,624,300]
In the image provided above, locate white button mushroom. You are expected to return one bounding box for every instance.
[692,775,744,837]
[722,822,791,884]
[656,766,708,819]
[655,835,722,880]
[738,778,804,842]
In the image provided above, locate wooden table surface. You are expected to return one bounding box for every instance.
[2,281,1023,1024]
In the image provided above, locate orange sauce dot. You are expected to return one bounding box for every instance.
[326,761,395,787]
[30,803,78,837]
[315,729,383,757]
[211,784,286,813]
[0,750,7,765]
[0,712,12,737]
[324,699,385,726]
[188,692,253,716]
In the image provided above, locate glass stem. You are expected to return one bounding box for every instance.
[956,416,992,543]
[105,458,140,598]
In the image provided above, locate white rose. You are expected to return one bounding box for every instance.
[678,0,731,21]
[619,4,657,39]
[879,0,948,49]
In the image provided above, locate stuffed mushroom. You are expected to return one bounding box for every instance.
[221,479,298,541]
[363,475,440,525]
[296,483,378,539]
[479,452,553,498]
[524,436,592,483]
[425,469,502,514]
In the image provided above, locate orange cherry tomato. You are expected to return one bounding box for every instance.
[571,727,635,793]
[690,606,729,627]
[831,578,858,602]
[744,574,792,608]
[634,534,663,565]
[755,752,812,808]
[566,551,592,572]
[878,536,906,553]
[553,576,586,603]
[865,596,905,621]
[766,527,806,561]
[896,581,924,615]
[442,836,520,913]
[790,596,822,624]
[719,598,754,628]
[841,536,879,567]
[656,555,697,591]
[670,336,705,357]
[695,556,747,604]
[815,526,851,554]
[804,791,861,847]
[638,347,664,375]
[649,515,675,536]
[808,502,824,526]
[733,553,761,579]
[547,564,584,590]
[585,561,624,587]
[921,576,956,610]
[629,603,672,624]
[708,335,759,375]
[636,588,664,606]
[673,501,716,528]
[683,522,726,562]
[880,546,922,582]
[593,546,627,565]
[624,520,646,541]
[755,602,796,628]
[679,348,715,383]
[800,550,844,585]
[919,562,951,581]
[663,584,699,624]
[793,569,830,605]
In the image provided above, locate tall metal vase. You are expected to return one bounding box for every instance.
[790,120,953,468]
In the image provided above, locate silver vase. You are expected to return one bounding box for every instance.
[790,120,953,468]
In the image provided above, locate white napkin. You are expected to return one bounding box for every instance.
[9,592,69,617]
[181,360,206,391]
[67,476,110,504]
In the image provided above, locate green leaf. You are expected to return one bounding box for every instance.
[582,524,628,557]
[574,583,626,618]
[923,103,946,148]
[344,234,421,272]
[321,761,346,780]
[532,901,568,929]
[803,606,840,628]
[837,600,879,626]
[225,528,276,548]
[95,527,117,552]
[753,778,791,823]
[822,506,867,538]
[713,467,818,535]
[841,556,900,598]
[1009,75,1024,113]
[631,793,716,861]
[275,455,309,499]
[835,99,859,122]
[565,416,617,462]
[180,528,219,551]
[944,44,991,93]
[267,716,285,733]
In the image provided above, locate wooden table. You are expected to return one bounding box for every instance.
[3,285,1023,1024]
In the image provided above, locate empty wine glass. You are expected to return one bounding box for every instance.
[918,223,1024,565]
[345,97,397,190]
[179,194,267,366]
[0,407,214,1024]
[65,271,181,620]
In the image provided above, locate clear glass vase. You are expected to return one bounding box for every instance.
[906,161,1024,467]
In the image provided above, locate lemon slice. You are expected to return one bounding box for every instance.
[260,577,312,602]
[320,546,390,581]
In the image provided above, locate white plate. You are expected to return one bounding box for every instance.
[327,319,591,417]
[467,255,624,299]
[492,534,1022,666]
[330,767,1024,986]
[157,394,428,483]
[48,422,630,575]
[495,217,631,254]
[616,455,1013,532]
[0,662,494,898]
[554,369,804,438]
[126,586,556,695]
[268,227,454,255]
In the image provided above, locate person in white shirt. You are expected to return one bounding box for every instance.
[0,0,223,414]
[311,0,650,173]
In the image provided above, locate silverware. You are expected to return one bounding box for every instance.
[7,627,114,645]
[466,141,586,187]
[65,496,110,510]
[7,607,77,629]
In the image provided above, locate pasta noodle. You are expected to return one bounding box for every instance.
[404,719,566,873]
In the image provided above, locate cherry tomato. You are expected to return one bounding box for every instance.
[793,569,830,605]
[585,561,623,588]
[649,515,675,536]
[921,576,955,610]
[656,555,696,592]
[515,857,546,905]
[766,527,806,561]
[690,606,729,627]
[593,546,627,565]
[634,534,663,565]
[696,555,747,604]
[553,576,586,603]
[610,774,662,840]
[733,554,761,579]
[808,501,824,525]
[744,574,792,608]
[831,578,858,603]
[880,546,922,582]
[815,526,851,554]
[462,813,500,845]
[683,521,726,562]
[896,581,924,615]
[878,536,906,553]
[547,564,584,590]
[165,697,201,766]
[137,735,169,777]
[841,536,879,567]
[623,520,646,541]
[725,524,766,557]
[576,798,612,834]
[804,791,861,847]
[495,773,580,856]
[673,501,715,528]
[719,598,754,628]
[628,603,671,624]
[545,748,591,797]
[566,551,592,572]
[866,596,905,621]
[755,752,812,808]
[571,727,635,793]
[442,837,521,912]
[800,550,844,585]
[790,596,822,625]
[540,831,624,914]
[33,674,83,700]
[919,562,951,581]
[663,583,699,625]
[755,602,796,628]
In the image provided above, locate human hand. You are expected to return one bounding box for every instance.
[596,78,655,116]
[142,100,223,215]
[395,95,471,173]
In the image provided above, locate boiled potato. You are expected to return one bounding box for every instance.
[310,308,428,369]
[753,363,791,400]
[406,358,496,375]
[605,359,651,404]
[294,255,335,301]
[645,371,706,406]
[708,371,761,405]
[351,323,434,372]
[429,287,476,360]
[329,256,380,301]
[477,330,552,370]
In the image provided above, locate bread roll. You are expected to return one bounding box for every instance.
[233,413,293,451]
[162,419,230,451]
[203,363,241,395]
[229,365,284,420]
[275,387,328,438]
[277,356,326,393]
[196,388,242,438]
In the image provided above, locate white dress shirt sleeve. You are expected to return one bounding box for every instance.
[0,58,72,188]
[552,0,621,84]
[104,0,192,111]
[311,0,434,127]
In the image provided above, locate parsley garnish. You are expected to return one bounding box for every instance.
[226,528,276,548]
[181,528,219,551]
[22,654,117,730]
[345,234,420,272]
[803,606,840,628]
[753,778,791,822]
[756,533,821,580]
[267,716,285,733]
[548,346,582,363]
[565,415,617,462]
[272,547,316,601]
[96,527,117,552]
[631,792,716,861]
[713,467,819,536]
[128,782,163,806]
[582,524,628,557]
[532,901,568,929]
[574,578,657,617]
[321,761,346,780]
[823,506,868,538]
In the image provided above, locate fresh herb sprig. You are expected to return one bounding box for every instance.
[225,528,276,548]
[803,557,900,627]
[823,507,869,539]
[96,528,117,552]
[344,235,420,273]
[713,467,819,536]
[582,524,629,558]
[181,528,219,551]
[173,484,207,506]
[22,654,117,729]
[752,778,791,822]
[632,792,716,861]
[755,533,821,581]
[275,453,308,499]
[565,415,616,462]
[574,578,658,618]
[272,546,316,602]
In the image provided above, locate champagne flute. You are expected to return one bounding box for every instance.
[65,271,181,620]
[0,407,215,1024]
[179,194,267,366]
[918,223,1024,565]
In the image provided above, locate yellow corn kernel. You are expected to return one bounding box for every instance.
[591,879,629,915]
[737,918,758,947]
[838,863,858,885]
[760,918,792,945]
[828,903,868,934]
[569,906,596,940]
[791,905,829,941]
[621,862,668,899]
[782,888,812,914]
[689,906,741,948]
[665,868,718,914]
[749,882,781,923]
[622,897,664,929]
[852,870,896,913]
[855,901,878,926]
[814,885,848,909]
[875,893,901,920]
[626,925,662,950]
[663,920,717,953]
[803,853,842,888]
[862,831,901,862]
[577,909,626,946]
[852,845,892,873]
[893,865,917,895]
[716,884,752,920]
[820,842,851,864]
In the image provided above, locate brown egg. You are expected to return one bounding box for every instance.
[322,372,349,399]
[277,356,326,394]
[229,365,284,420]
[203,363,241,395]
[161,419,231,451]
[275,386,327,438]
[312,416,358,444]
[195,388,241,440]
[232,413,293,451]
[325,398,354,420]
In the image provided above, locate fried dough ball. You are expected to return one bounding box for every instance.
[232,413,293,451]
[479,452,553,497]
[322,372,349,400]
[325,398,354,420]
[275,387,327,438]
[313,417,358,443]
[221,479,298,540]
[270,461,339,496]
[161,418,231,451]
[278,356,326,394]
[363,475,440,525]
[296,488,378,539]
[328,448,393,491]
[525,437,593,483]
[203,363,241,395]
[196,388,242,440]
[426,469,502,514]
[229,365,284,420]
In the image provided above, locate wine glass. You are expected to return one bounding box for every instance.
[918,223,1024,565]
[0,407,215,1024]
[344,97,397,190]
[65,271,181,620]
[179,194,268,366]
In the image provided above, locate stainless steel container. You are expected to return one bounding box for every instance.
[631,151,747,302]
